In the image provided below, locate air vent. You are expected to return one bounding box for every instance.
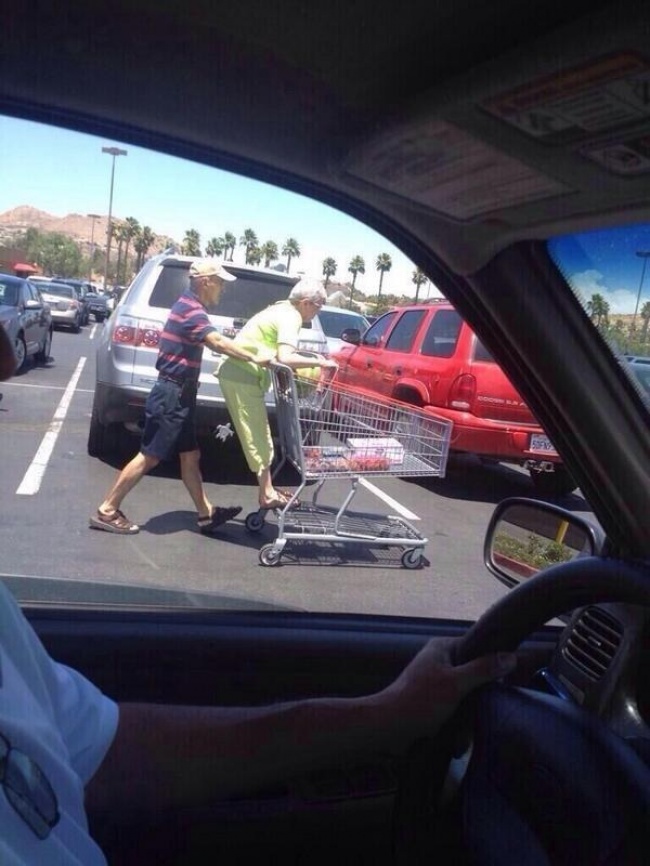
[562,607,623,682]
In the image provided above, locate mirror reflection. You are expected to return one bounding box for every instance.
[488,502,593,586]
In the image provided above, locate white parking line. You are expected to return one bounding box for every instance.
[89,323,98,339]
[357,477,420,521]
[16,357,87,496]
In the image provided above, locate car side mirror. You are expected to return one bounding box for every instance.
[484,497,605,589]
[341,328,361,345]
[24,299,42,310]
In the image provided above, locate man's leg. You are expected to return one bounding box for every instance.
[179,448,211,518]
[90,451,160,534]
[179,448,242,533]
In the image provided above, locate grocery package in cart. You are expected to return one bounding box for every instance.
[245,364,452,568]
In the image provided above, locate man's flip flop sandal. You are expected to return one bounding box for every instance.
[198,505,242,535]
[89,509,140,534]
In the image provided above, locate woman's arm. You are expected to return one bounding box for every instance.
[276,343,337,370]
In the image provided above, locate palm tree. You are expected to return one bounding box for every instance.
[322,257,337,288]
[347,255,365,308]
[250,247,264,266]
[114,223,130,285]
[641,300,650,344]
[260,240,279,268]
[205,237,225,257]
[239,229,258,264]
[375,253,392,309]
[282,237,300,272]
[182,229,201,256]
[586,293,609,328]
[412,267,428,301]
[121,216,140,283]
[223,231,237,261]
[133,225,155,270]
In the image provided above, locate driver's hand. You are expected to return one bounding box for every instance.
[370,637,517,749]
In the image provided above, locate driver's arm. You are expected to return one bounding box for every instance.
[85,640,515,815]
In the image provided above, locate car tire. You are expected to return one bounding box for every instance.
[529,465,576,497]
[35,328,52,365]
[72,316,81,333]
[88,403,126,458]
[13,334,27,371]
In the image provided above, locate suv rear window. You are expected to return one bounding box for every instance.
[420,309,462,357]
[149,263,294,318]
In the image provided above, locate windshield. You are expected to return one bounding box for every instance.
[549,224,650,395]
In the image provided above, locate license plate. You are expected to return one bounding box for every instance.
[530,434,558,455]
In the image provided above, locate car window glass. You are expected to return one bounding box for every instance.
[0,281,18,305]
[43,285,74,298]
[317,310,367,337]
[385,309,426,352]
[148,263,293,317]
[420,309,462,357]
[548,224,650,411]
[362,312,396,346]
[473,338,495,363]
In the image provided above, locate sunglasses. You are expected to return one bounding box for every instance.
[0,733,60,840]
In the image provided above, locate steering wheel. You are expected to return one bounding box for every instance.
[394,557,650,865]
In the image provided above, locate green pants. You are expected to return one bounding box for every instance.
[218,359,273,474]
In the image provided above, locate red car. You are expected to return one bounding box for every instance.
[333,302,575,495]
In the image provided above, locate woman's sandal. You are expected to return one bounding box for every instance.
[197,505,242,535]
[259,490,301,511]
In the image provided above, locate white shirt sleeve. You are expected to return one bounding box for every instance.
[0,582,119,783]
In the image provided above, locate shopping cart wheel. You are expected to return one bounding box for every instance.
[245,511,266,533]
[401,549,424,569]
[259,544,282,566]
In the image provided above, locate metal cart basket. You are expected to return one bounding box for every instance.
[247,364,452,568]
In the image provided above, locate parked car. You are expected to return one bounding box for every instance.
[37,281,83,332]
[5,2,650,864]
[84,292,110,323]
[316,306,369,353]
[333,302,573,495]
[51,278,92,325]
[0,273,53,371]
[89,254,327,456]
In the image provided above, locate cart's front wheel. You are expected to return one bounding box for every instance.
[259,544,282,566]
[245,511,266,533]
[401,549,424,569]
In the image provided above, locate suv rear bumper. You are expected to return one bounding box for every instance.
[93,381,277,436]
[423,406,562,464]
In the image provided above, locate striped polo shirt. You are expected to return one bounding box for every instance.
[156,287,216,383]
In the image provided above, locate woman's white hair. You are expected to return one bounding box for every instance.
[288,278,327,303]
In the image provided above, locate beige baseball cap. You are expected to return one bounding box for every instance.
[188,259,236,281]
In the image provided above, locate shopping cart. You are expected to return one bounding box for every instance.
[245,364,452,568]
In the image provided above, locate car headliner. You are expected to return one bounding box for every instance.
[2,0,646,275]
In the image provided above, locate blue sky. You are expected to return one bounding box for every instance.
[0,115,440,300]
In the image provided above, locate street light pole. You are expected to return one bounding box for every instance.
[101,146,127,291]
[632,250,650,334]
[87,213,101,283]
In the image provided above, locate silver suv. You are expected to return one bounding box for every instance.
[88,253,327,457]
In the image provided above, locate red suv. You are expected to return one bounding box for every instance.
[333,302,575,496]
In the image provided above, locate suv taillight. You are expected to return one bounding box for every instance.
[448,374,476,411]
[112,314,163,348]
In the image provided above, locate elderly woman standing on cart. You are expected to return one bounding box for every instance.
[218,279,338,510]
